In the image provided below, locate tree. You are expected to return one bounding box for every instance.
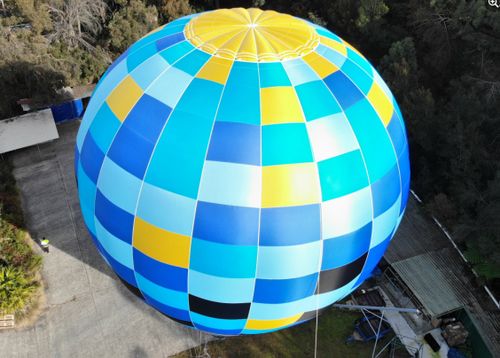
[159,0,193,24]
[46,0,107,50]
[107,0,158,54]
[356,0,388,29]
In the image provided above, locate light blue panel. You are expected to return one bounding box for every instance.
[316,44,346,68]
[130,54,169,90]
[316,28,343,43]
[345,99,397,183]
[216,61,260,125]
[127,41,158,72]
[146,65,193,108]
[78,59,128,150]
[306,113,359,161]
[88,103,121,153]
[190,312,246,331]
[190,238,257,278]
[159,41,195,64]
[145,79,223,198]
[174,49,211,76]
[346,47,373,77]
[256,241,321,279]
[248,275,359,320]
[77,162,96,235]
[282,58,320,86]
[370,196,401,248]
[136,272,188,310]
[189,270,255,303]
[137,182,196,236]
[247,295,312,321]
[198,161,261,208]
[97,157,142,214]
[340,57,374,94]
[95,218,133,268]
[321,186,372,239]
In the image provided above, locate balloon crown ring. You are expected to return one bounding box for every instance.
[184,8,320,62]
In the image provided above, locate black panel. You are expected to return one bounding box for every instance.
[189,294,250,319]
[298,306,328,323]
[164,315,194,327]
[316,253,367,294]
[118,276,144,300]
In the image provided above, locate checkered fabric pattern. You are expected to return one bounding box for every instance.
[75,9,410,335]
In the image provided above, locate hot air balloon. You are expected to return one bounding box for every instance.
[75,8,410,335]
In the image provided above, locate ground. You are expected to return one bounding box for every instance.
[173,308,397,358]
[0,121,211,357]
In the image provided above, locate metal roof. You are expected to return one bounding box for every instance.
[391,250,464,317]
[0,109,59,154]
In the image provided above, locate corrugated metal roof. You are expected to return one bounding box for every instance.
[0,109,59,154]
[391,251,464,317]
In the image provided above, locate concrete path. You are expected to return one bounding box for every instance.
[0,121,211,358]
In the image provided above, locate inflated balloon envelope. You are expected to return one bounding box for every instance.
[75,8,410,335]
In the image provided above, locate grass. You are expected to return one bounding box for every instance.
[174,308,394,358]
[0,158,42,318]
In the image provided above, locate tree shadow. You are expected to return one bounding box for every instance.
[0,61,69,120]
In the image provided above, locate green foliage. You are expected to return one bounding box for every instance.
[356,0,388,29]
[0,266,39,314]
[107,0,158,53]
[158,0,193,24]
[0,158,42,315]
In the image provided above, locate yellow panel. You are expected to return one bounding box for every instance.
[262,163,320,207]
[245,313,302,330]
[367,82,394,126]
[133,217,190,268]
[106,76,143,122]
[196,56,233,85]
[261,87,304,125]
[184,8,319,62]
[302,51,339,78]
[320,36,347,57]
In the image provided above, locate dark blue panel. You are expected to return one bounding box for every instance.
[253,273,318,304]
[107,124,155,179]
[260,204,321,246]
[354,233,392,286]
[144,293,191,322]
[92,233,137,287]
[134,249,188,292]
[387,112,406,156]
[193,201,259,245]
[194,323,242,336]
[95,190,134,244]
[324,71,364,109]
[206,121,260,165]
[80,133,105,184]
[156,32,185,52]
[74,146,80,180]
[123,94,171,143]
[322,223,372,270]
[371,164,401,216]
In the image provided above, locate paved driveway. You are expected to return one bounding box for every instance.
[0,121,211,358]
